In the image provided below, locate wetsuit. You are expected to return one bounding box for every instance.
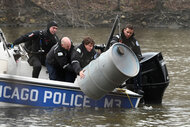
[13,29,58,78]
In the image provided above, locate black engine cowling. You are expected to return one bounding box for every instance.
[126,52,169,104]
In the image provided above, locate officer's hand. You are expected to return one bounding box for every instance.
[79,70,85,79]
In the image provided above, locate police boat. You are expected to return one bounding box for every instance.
[0,28,142,108]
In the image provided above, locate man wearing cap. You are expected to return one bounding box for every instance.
[12,21,59,78]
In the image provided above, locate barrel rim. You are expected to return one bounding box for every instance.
[110,43,140,77]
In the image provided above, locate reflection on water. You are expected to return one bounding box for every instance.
[1,27,190,126]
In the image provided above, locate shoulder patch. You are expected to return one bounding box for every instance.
[28,33,34,38]
[76,48,81,54]
[136,41,139,46]
[116,35,120,38]
[57,52,63,56]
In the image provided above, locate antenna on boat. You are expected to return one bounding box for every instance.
[104,14,120,51]
[118,15,121,36]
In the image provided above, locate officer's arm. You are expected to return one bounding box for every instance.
[71,61,82,75]
[13,31,38,46]
[71,50,82,75]
[110,35,120,46]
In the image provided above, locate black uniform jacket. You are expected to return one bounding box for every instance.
[71,43,97,75]
[13,29,58,55]
[110,29,143,61]
[46,42,74,71]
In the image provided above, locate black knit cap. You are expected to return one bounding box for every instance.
[47,21,58,29]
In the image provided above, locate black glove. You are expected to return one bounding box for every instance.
[94,44,106,53]
[63,63,75,73]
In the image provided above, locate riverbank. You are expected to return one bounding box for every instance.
[0,0,190,29]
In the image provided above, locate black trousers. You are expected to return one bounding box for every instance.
[46,62,76,83]
[57,68,76,83]
[28,55,45,78]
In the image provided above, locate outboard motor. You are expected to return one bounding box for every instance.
[126,52,169,104]
[141,52,169,104]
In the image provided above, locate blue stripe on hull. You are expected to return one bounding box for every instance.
[0,81,138,108]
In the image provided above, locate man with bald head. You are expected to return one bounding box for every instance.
[46,37,76,82]
[61,37,72,50]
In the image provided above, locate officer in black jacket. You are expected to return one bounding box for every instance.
[46,37,76,82]
[71,37,97,79]
[12,21,59,78]
[110,24,144,94]
[110,24,142,61]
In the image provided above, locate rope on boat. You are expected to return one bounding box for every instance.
[116,88,134,108]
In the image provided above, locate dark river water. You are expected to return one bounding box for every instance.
[1,26,190,127]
